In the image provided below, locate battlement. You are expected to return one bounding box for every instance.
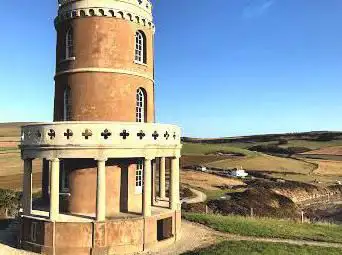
[57,0,153,23]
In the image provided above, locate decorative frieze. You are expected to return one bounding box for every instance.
[55,0,155,30]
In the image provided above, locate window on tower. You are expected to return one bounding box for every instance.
[136,88,146,122]
[135,31,147,64]
[136,160,143,194]
[60,160,69,193]
[63,86,71,121]
[65,28,74,59]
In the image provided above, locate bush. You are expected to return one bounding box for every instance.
[0,189,21,218]
[278,139,288,145]
[248,144,311,156]
[315,133,339,142]
[207,188,299,219]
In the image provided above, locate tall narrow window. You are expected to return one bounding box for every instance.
[63,86,71,121]
[66,28,74,59]
[135,31,146,64]
[136,88,146,123]
[60,160,69,193]
[136,160,143,193]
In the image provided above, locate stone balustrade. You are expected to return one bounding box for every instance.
[21,122,182,160]
[21,122,181,148]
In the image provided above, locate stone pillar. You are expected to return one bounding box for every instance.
[143,158,152,217]
[159,157,166,200]
[23,159,33,215]
[50,158,60,221]
[170,157,180,210]
[96,159,107,221]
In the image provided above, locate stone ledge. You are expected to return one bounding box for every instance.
[21,122,181,148]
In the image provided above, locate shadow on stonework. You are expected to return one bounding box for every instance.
[0,218,20,249]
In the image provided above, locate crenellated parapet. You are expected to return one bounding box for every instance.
[55,0,154,29]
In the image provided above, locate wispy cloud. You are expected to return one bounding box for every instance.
[242,0,275,19]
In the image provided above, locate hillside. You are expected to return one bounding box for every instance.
[1,122,342,189]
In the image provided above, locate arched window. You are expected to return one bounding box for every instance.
[136,88,146,122]
[135,31,147,64]
[65,28,74,59]
[63,86,71,121]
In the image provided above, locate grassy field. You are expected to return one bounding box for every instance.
[205,154,315,174]
[182,143,256,156]
[181,170,245,192]
[2,123,342,190]
[182,240,342,255]
[181,140,342,186]
[0,123,26,137]
[184,213,342,243]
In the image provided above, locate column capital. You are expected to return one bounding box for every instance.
[94,156,108,162]
[47,158,60,163]
[171,156,181,159]
[144,156,155,161]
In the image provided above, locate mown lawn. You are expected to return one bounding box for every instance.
[182,240,342,255]
[184,213,342,243]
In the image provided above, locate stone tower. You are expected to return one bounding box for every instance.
[19,0,182,254]
[54,0,155,123]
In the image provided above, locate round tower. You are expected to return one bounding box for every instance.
[20,1,182,254]
[54,0,155,122]
[52,0,156,216]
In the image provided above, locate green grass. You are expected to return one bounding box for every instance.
[184,213,342,244]
[204,188,246,201]
[182,139,342,154]
[280,140,342,150]
[182,240,342,255]
[182,143,257,157]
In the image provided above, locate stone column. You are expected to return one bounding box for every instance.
[143,158,152,217]
[170,157,180,211]
[23,159,33,215]
[50,158,60,221]
[159,157,166,200]
[96,159,107,221]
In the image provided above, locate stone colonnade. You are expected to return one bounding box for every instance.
[22,156,180,221]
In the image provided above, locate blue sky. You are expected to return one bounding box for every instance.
[0,0,342,138]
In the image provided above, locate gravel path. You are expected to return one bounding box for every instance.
[181,188,207,204]
[146,220,221,255]
[188,220,342,249]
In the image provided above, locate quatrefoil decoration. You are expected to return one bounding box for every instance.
[48,129,56,140]
[101,129,112,140]
[164,131,170,140]
[64,129,73,140]
[120,130,130,140]
[137,130,146,140]
[152,131,159,140]
[82,129,93,140]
